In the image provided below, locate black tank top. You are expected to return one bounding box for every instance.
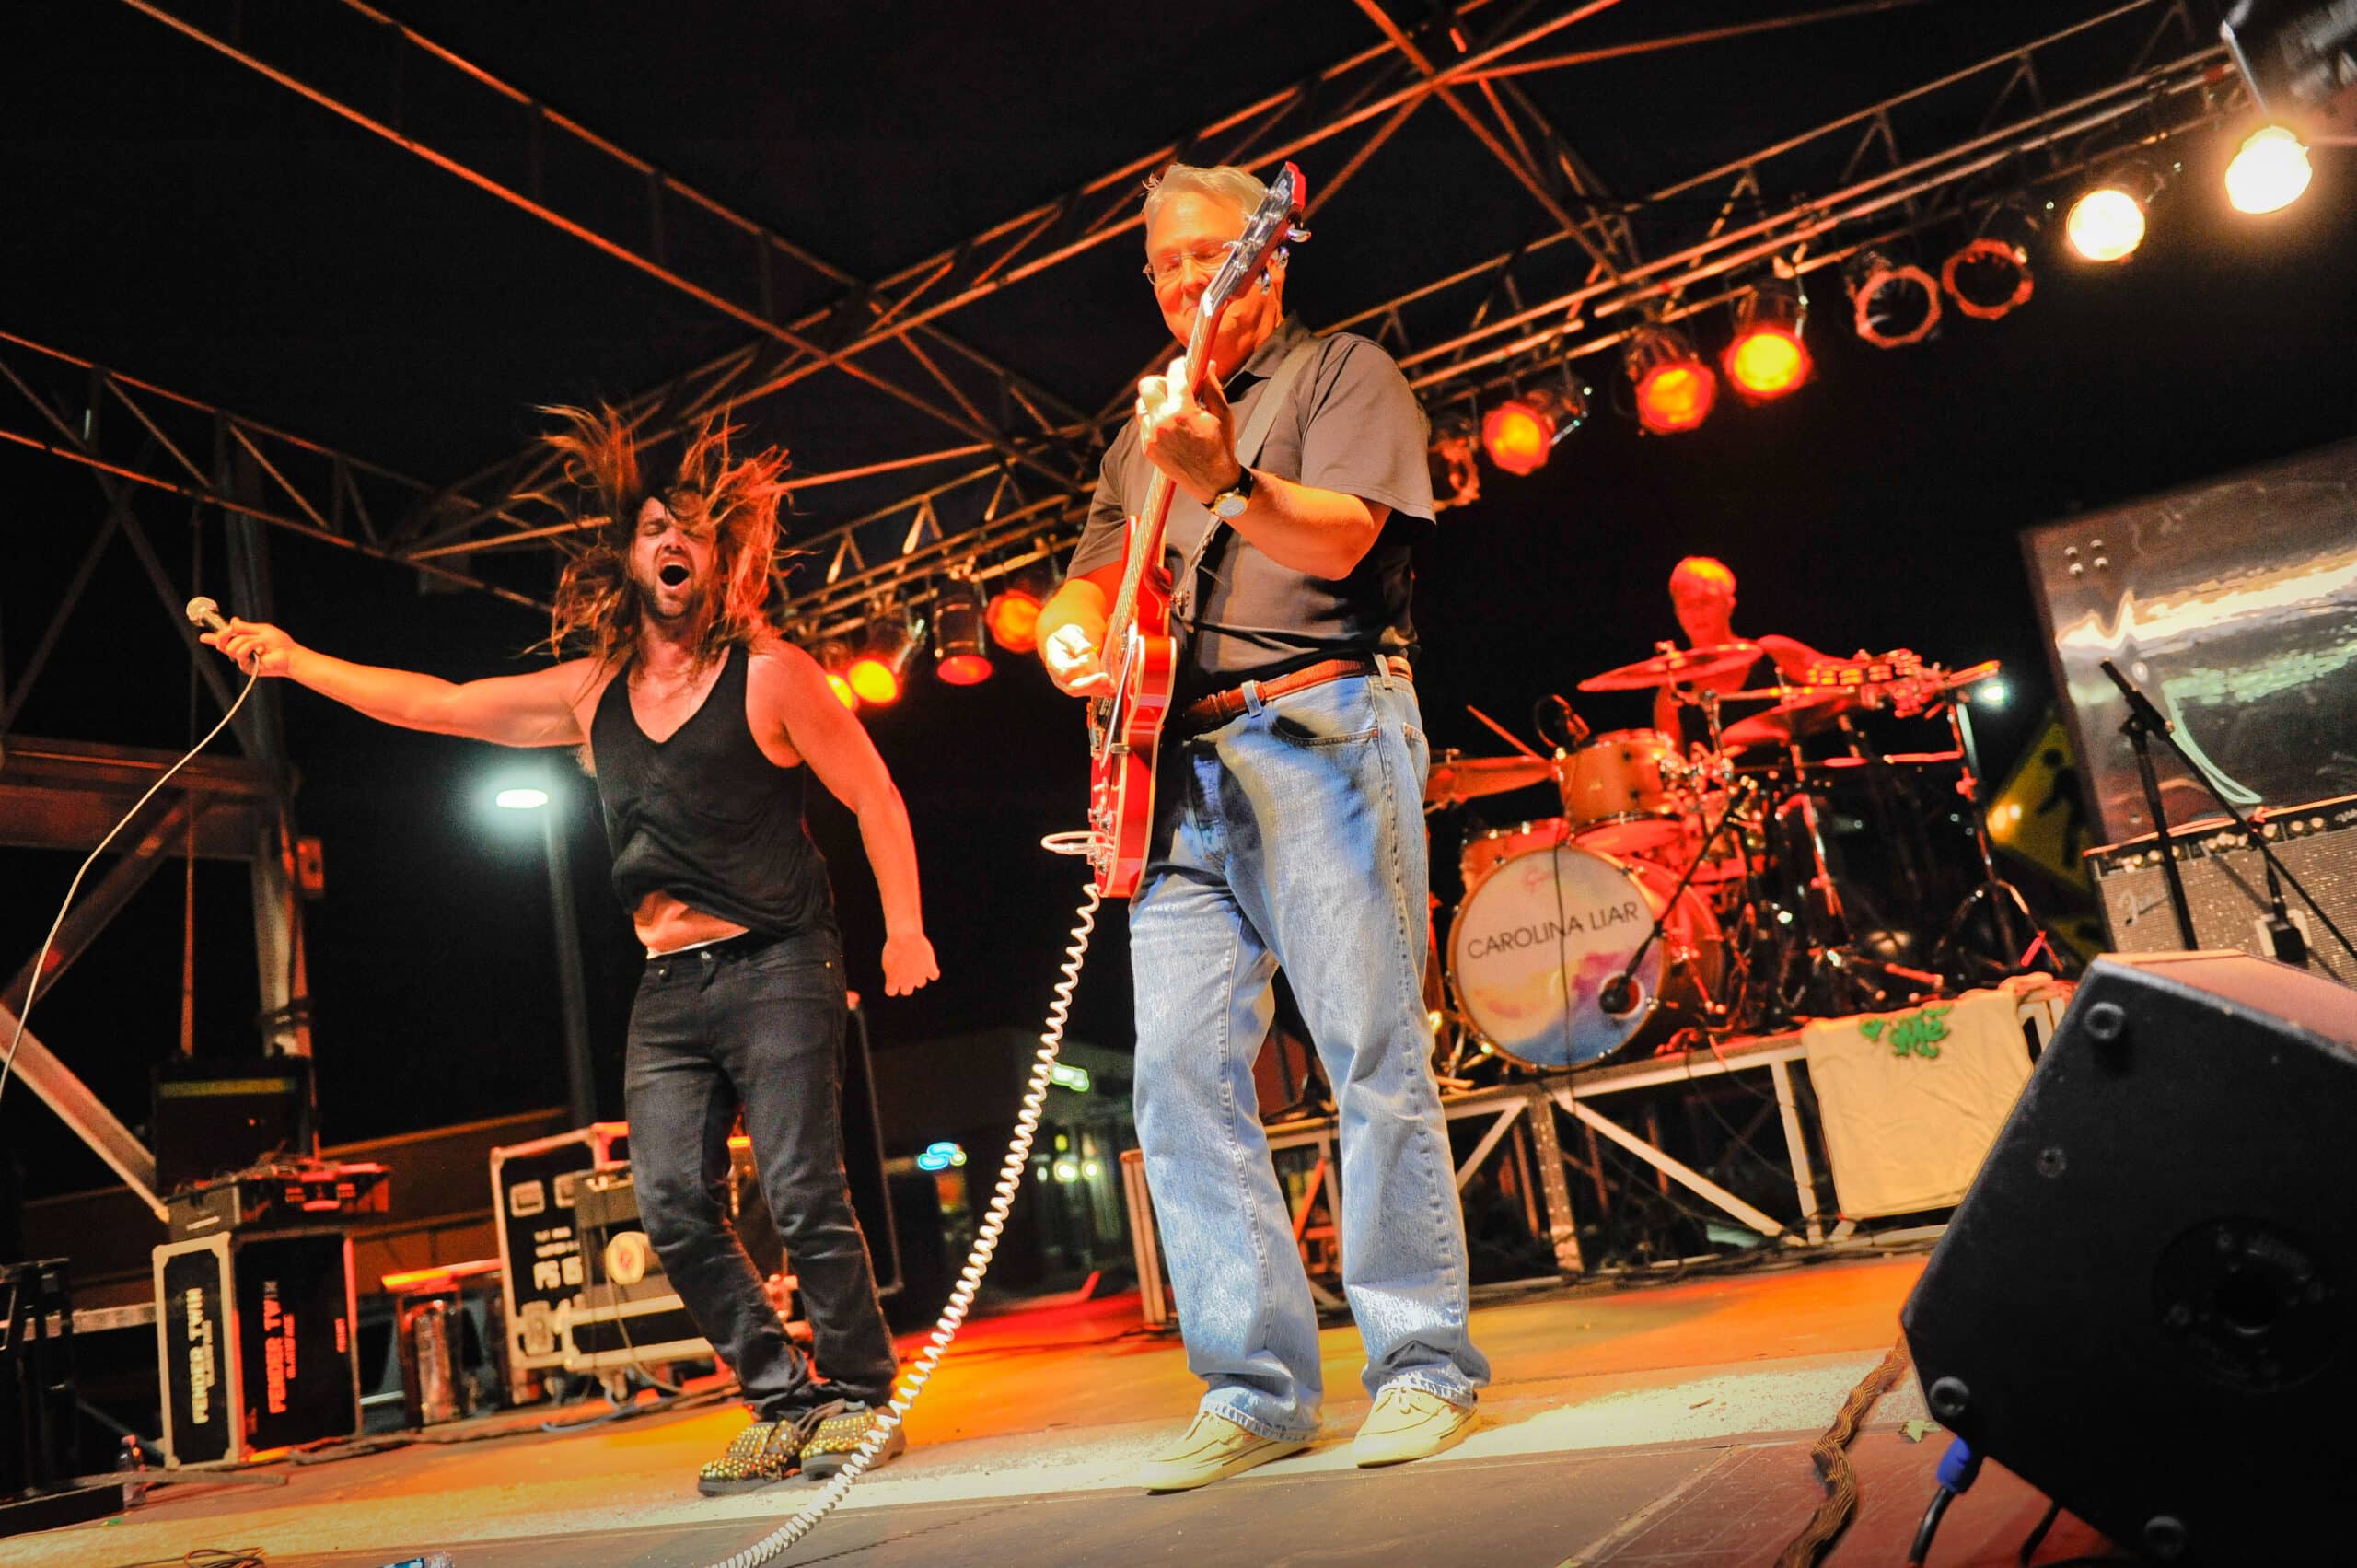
[589,645,836,940]
[1675,652,1781,752]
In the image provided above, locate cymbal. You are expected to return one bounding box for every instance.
[1424,752,1556,808]
[1577,641,1762,692]
[1719,711,1796,750]
[1720,688,1856,750]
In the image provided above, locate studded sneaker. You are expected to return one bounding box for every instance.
[797,1401,906,1479]
[695,1401,840,1496]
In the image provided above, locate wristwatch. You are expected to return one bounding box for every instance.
[1210,467,1258,520]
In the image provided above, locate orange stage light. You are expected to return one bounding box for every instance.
[1480,399,1554,475]
[1724,328,1808,399]
[1722,281,1810,402]
[1627,328,1716,435]
[825,671,861,710]
[984,586,1044,654]
[812,637,863,711]
[847,656,902,705]
[936,653,994,686]
[848,613,922,706]
[933,580,994,685]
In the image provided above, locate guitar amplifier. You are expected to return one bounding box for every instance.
[2086,795,2357,985]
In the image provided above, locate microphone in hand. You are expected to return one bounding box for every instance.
[185,596,232,635]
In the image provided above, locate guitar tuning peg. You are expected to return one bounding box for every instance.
[1287,225,1311,243]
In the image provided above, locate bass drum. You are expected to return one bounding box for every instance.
[1446,841,1724,1071]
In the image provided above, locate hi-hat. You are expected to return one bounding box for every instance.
[1577,641,1762,692]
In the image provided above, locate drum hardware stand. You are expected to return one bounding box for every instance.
[2100,659,2357,970]
[1928,688,2054,982]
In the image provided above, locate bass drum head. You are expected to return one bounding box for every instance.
[1446,842,1722,1071]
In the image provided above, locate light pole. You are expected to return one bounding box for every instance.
[493,777,597,1131]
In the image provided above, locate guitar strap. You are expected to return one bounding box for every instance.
[1163,334,1323,634]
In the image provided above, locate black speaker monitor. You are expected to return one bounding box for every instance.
[1902,952,2357,1563]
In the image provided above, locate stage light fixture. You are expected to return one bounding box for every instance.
[1429,410,1482,508]
[1844,250,1941,348]
[2064,161,2168,261]
[1474,383,1573,476]
[933,579,994,686]
[982,567,1051,655]
[1940,237,2034,322]
[847,612,923,706]
[2226,124,2314,214]
[1722,282,1811,402]
[812,637,862,711]
[1626,327,1716,435]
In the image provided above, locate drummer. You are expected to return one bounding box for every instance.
[1650,556,1831,753]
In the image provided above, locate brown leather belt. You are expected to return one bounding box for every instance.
[1174,654,1411,735]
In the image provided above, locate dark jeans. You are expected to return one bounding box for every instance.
[624,929,896,1417]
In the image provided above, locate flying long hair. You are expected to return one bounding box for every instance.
[535,406,792,671]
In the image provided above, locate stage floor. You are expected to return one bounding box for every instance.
[17,1253,2107,1567]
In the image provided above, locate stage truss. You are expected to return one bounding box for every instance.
[1,0,2244,1201]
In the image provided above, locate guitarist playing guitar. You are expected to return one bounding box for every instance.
[1038,163,1489,1493]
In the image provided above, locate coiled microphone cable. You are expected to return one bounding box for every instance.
[702,842,1101,1568]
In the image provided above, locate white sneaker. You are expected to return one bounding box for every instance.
[1135,1410,1311,1493]
[1350,1385,1477,1467]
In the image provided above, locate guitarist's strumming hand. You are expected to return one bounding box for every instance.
[1138,355,1244,506]
[1043,623,1111,696]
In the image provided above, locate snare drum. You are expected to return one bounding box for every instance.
[1557,730,1686,856]
[1446,841,1724,1070]
[1459,819,1568,889]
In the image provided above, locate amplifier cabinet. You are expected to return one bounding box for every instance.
[487,1122,628,1382]
[153,1229,357,1467]
[2087,795,2357,985]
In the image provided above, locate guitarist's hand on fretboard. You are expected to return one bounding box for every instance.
[1137,354,1243,506]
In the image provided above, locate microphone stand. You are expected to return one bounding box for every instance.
[1593,683,1744,1014]
[2099,659,2354,970]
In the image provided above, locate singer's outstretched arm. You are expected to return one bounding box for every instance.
[202,618,589,748]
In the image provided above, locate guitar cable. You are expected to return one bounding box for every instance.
[701,842,1101,1568]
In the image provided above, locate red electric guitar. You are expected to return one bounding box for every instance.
[1086,161,1306,897]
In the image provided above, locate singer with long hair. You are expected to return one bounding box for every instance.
[203,407,935,1493]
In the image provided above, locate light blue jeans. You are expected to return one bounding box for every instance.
[1131,668,1489,1440]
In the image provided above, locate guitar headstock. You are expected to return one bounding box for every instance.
[1198,162,1309,331]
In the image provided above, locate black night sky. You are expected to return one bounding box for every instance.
[6,0,2356,1200]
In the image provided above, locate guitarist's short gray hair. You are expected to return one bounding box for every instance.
[1142,163,1270,230]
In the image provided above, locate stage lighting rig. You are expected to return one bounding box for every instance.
[848,610,923,706]
[813,637,863,711]
[982,567,1052,655]
[1626,327,1716,435]
[1429,410,1481,509]
[1940,209,2037,321]
[1844,250,1942,348]
[1722,279,1811,402]
[2225,123,2316,212]
[2064,161,2170,261]
[933,579,994,686]
[1479,381,1587,475]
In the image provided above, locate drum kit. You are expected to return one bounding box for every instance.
[1428,640,2038,1076]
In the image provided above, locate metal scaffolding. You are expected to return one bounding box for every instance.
[5,0,2243,1203]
